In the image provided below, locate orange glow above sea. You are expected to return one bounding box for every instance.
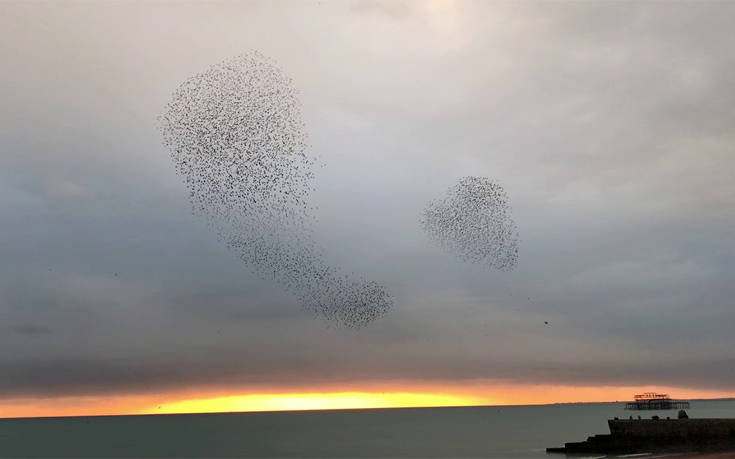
[0,384,731,419]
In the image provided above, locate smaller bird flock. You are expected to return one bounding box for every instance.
[421,176,519,271]
[159,52,391,328]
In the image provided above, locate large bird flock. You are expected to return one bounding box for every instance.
[159,53,391,328]
[159,53,521,328]
[421,177,520,271]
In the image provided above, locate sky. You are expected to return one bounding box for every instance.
[1,0,734,417]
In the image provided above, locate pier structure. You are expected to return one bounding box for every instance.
[625,392,690,410]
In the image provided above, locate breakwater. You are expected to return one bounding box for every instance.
[547,418,735,454]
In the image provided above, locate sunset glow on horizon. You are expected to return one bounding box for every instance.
[1,384,732,419]
[142,391,491,415]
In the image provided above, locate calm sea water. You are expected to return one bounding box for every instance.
[1,400,734,457]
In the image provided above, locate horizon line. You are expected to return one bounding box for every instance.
[3,396,733,421]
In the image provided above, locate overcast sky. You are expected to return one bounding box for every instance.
[1,0,734,400]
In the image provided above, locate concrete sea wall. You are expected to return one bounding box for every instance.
[609,419,735,439]
[548,419,735,454]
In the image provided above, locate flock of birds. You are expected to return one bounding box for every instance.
[159,52,519,328]
[421,176,520,271]
[159,53,391,328]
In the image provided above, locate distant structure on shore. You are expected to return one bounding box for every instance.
[625,393,690,410]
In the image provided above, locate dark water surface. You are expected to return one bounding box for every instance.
[1,400,734,457]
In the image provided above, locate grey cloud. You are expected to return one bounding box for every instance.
[44,181,94,206]
[9,324,52,336]
[0,0,733,399]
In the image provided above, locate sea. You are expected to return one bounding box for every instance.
[1,400,734,458]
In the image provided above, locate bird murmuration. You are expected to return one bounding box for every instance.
[159,52,392,328]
